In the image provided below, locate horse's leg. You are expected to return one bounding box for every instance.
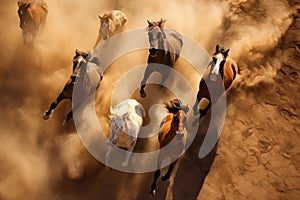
[161,160,177,181]
[193,90,202,114]
[43,92,65,120]
[105,120,120,167]
[159,65,171,88]
[150,168,161,196]
[140,64,155,98]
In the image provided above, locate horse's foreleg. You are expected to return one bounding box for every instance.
[193,90,202,114]
[150,169,161,196]
[161,160,177,182]
[43,92,65,120]
[159,66,171,88]
[121,139,136,167]
[140,65,154,98]
[63,104,79,125]
[149,157,163,196]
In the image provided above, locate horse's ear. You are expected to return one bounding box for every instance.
[75,49,80,55]
[215,44,220,53]
[223,49,230,58]
[147,20,153,27]
[17,1,22,7]
[98,14,102,20]
[158,18,166,27]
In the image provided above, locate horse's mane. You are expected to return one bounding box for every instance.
[158,113,173,142]
[102,13,114,20]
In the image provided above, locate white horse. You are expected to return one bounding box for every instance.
[105,99,145,167]
[94,10,127,47]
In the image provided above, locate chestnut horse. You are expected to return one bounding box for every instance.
[17,0,48,45]
[43,50,103,123]
[139,19,183,98]
[94,10,127,47]
[193,44,239,118]
[149,99,189,196]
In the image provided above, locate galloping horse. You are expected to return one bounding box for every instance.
[94,10,127,47]
[17,0,48,45]
[150,99,189,196]
[105,99,145,167]
[193,44,239,118]
[139,19,183,97]
[43,49,103,123]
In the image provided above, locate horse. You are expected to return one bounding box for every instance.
[193,44,239,118]
[105,99,145,167]
[94,10,127,47]
[43,49,103,123]
[149,99,189,196]
[17,0,48,45]
[139,19,183,98]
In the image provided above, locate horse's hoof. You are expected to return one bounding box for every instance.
[140,91,146,98]
[43,112,50,120]
[149,189,156,197]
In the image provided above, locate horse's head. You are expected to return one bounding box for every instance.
[98,13,112,40]
[210,44,230,81]
[147,18,166,56]
[17,1,31,29]
[71,49,89,83]
[165,99,189,137]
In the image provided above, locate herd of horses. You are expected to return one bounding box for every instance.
[17,0,239,196]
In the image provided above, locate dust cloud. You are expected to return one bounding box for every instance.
[0,0,295,199]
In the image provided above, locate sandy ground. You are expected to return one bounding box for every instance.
[0,0,299,200]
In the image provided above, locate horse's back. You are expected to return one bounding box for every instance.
[164,29,183,65]
[28,0,48,28]
[165,29,183,54]
[223,57,239,89]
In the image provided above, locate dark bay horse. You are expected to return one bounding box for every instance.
[43,50,103,123]
[193,44,239,118]
[17,0,48,45]
[139,19,183,98]
[150,99,189,196]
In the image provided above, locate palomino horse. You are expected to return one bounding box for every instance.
[43,49,103,123]
[193,44,239,118]
[94,10,127,47]
[139,19,183,97]
[17,0,48,45]
[105,99,145,167]
[149,99,189,196]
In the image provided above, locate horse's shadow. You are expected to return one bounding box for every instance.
[171,111,218,200]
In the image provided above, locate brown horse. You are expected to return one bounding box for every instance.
[139,19,183,97]
[94,10,127,47]
[43,49,102,123]
[193,44,239,118]
[17,0,48,45]
[149,99,189,196]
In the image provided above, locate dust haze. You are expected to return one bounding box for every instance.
[0,0,296,199]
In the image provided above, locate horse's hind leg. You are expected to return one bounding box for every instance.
[161,160,177,181]
[43,92,65,120]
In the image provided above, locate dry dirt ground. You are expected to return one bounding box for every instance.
[0,0,299,200]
